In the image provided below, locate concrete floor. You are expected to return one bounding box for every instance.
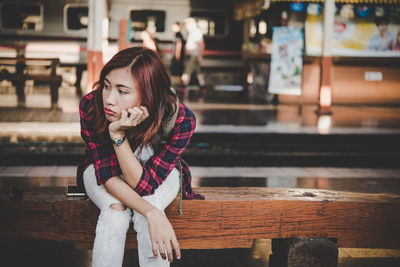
[1,239,400,267]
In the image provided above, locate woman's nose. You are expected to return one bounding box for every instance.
[105,88,117,105]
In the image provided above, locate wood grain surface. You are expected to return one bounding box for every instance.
[2,187,399,250]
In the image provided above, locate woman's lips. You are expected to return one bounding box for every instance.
[104,108,116,115]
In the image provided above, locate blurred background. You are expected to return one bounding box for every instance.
[0,0,399,266]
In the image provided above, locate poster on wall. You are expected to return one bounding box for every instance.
[305,4,400,57]
[268,26,304,96]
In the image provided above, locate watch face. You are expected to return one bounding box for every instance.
[113,136,125,146]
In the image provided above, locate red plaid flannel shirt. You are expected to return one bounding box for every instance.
[76,91,204,200]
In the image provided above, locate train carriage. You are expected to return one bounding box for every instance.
[0,0,243,94]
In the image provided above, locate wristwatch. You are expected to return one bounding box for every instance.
[112,135,126,146]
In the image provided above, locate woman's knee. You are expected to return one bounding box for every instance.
[110,203,126,211]
[162,168,180,190]
[151,168,180,209]
[97,204,131,233]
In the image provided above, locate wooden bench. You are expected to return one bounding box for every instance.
[2,187,399,266]
[0,57,63,108]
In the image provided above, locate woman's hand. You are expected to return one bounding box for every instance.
[109,106,149,139]
[146,208,181,262]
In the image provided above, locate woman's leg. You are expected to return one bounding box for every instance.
[83,164,131,267]
[132,168,180,267]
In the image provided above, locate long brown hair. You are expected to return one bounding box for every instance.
[89,47,177,149]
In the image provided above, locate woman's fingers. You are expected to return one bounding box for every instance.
[140,106,150,120]
[165,241,173,262]
[171,237,181,260]
[119,109,131,127]
[125,106,148,127]
[126,108,136,125]
[158,242,167,260]
[121,109,128,121]
[151,238,178,262]
[124,108,139,126]
[147,209,180,262]
[132,107,144,125]
[152,242,158,258]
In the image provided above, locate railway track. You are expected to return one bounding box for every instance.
[1,132,399,168]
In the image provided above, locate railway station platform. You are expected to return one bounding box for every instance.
[1,86,400,266]
[1,86,400,167]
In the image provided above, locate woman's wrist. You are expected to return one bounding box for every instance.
[109,126,125,140]
[108,121,124,140]
[110,132,125,141]
[145,206,163,220]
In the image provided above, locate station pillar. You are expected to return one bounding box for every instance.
[119,19,131,51]
[317,0,335,115]
[86,0,107,93]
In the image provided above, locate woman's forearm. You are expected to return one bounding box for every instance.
[113,140,143,188]
[108,107,150,189]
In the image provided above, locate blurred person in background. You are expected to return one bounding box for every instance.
[181,17,206,101]
[368,16,394,51]
[170,21,185,77]
[77,47,203,267]
[141,29,159,53]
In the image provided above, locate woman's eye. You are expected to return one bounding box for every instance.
[104,84,110,90]
[119,90,128,94]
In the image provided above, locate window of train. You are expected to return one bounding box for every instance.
[190,10,227,37]
[130,10,165,33]
[64,4,88,32]
[0,2,43,31]
[248,18,268,39]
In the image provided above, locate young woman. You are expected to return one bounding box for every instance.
[76,47,204,267]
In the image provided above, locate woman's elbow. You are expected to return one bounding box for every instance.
[124,169,143,189]
[104,176,120,191]
[126,178,138,189]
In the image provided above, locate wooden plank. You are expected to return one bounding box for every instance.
[1,187,399,250]
[0,57,60,71]
[0,57,62,87]
[0,57,59,61]
[0,73,62,83]
[0,57,62,107]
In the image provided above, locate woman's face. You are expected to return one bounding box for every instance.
[102,66,142,123]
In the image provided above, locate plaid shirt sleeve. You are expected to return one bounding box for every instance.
[134,103,196,196]
[79,92,121,185]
